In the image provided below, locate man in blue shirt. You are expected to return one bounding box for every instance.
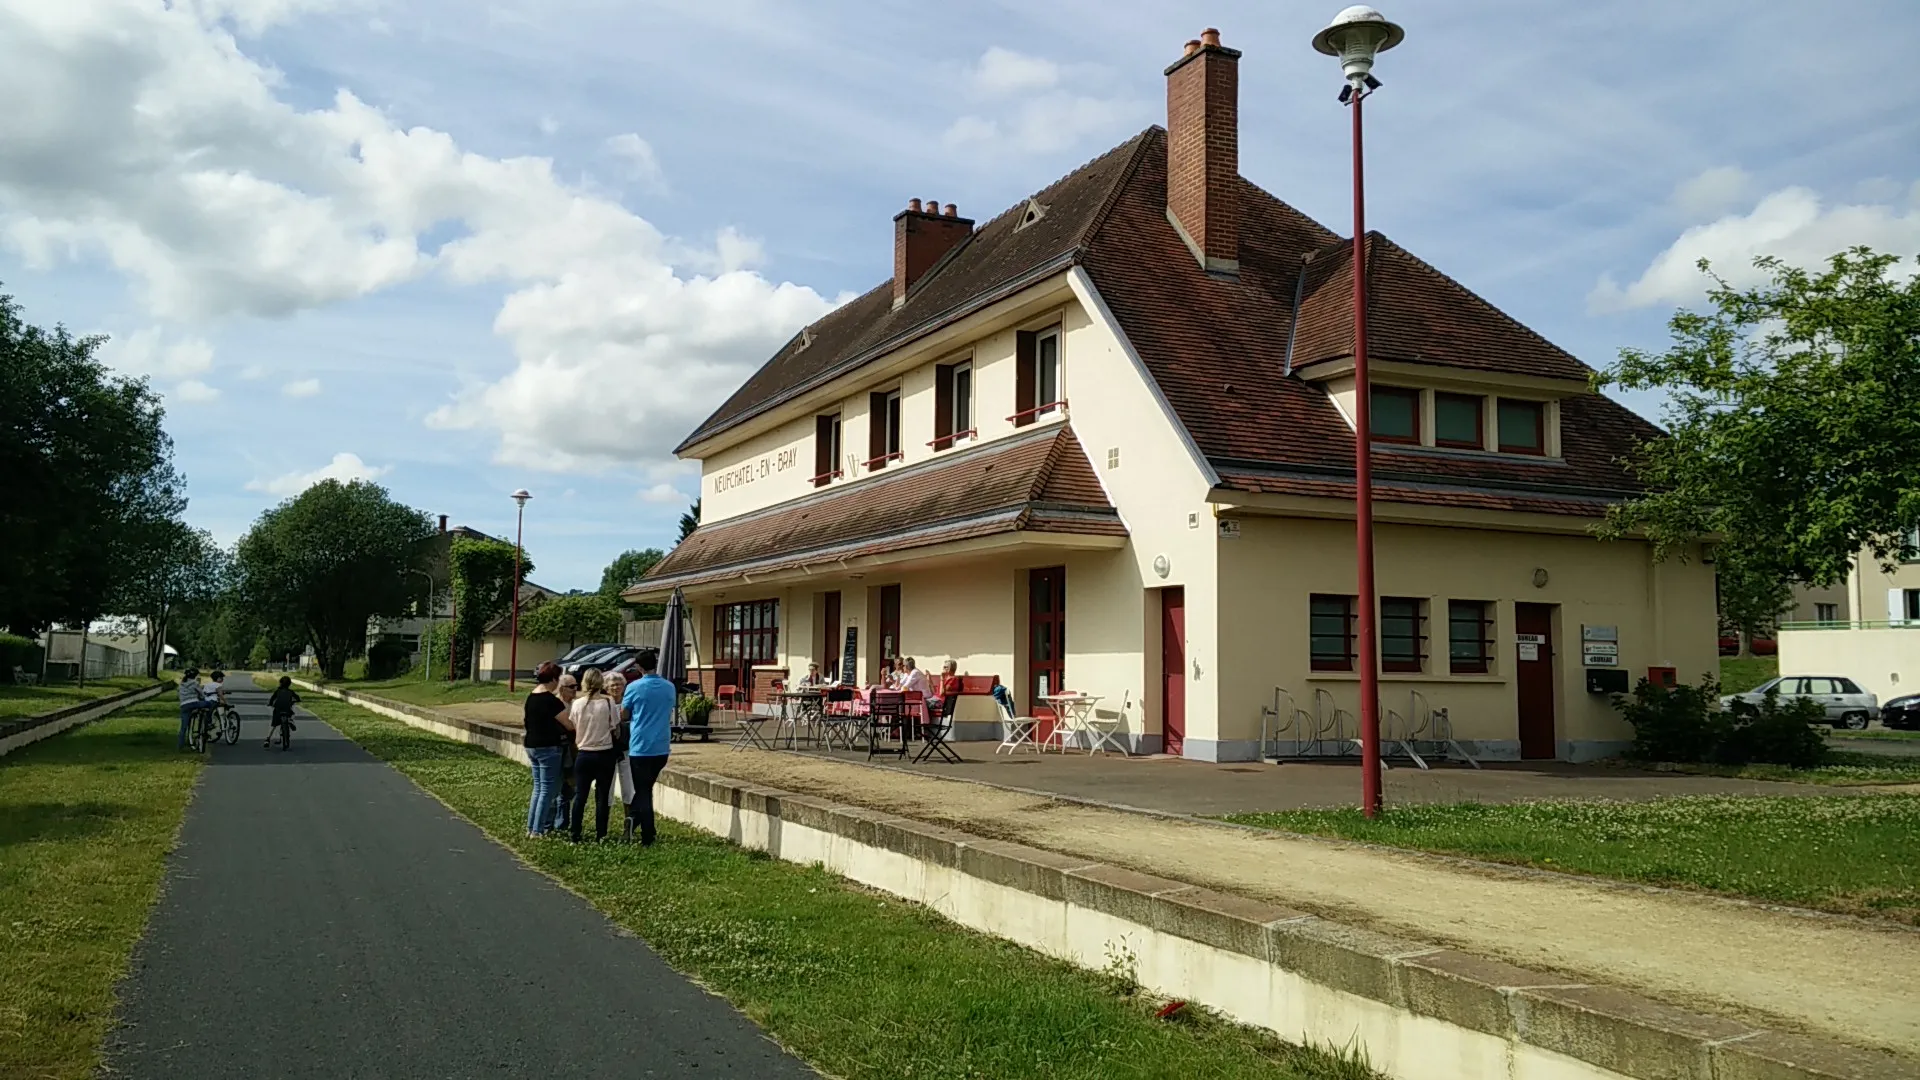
[620,649,677,846]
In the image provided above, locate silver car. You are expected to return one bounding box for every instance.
[1719,675,1878,729]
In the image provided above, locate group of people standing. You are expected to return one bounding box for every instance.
[522,650,675,844]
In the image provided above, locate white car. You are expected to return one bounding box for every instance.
[1719,675,1878,730]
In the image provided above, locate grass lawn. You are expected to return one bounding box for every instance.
[302,695,1375,1080]
[1717,655,1778,694]
[1835,729,1920,742]
[1223,795,1920,924]
[0,699,203,1079]
[298,673,521,708]
[0,676,159,721]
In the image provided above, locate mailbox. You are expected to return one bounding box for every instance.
[1586,669,1629,695]
[1646,666,1677,688]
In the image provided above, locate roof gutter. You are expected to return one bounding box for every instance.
[677,251,1083,457]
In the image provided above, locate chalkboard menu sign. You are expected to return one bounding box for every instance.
[839,626,859,686]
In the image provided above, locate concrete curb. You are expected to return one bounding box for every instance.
[0,681,172,758]
[301,682,1914,1080]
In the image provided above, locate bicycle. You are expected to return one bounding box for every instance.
[217,704,241,746]
[188,702,240,751]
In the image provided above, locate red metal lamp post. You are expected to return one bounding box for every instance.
[1315,5,1404,818]
[509,488,531,692]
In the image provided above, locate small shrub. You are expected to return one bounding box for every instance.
[0,632,43,676]
[1719,690,1829,768]
[1615,676,1726,763]
[365,638,413,680]
[682,694,716,726]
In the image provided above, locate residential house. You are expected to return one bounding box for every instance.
[1778,533,1920,700]
[628,30,1717,761]
[475,581,565,682]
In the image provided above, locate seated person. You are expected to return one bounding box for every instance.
[900,657,932,699]
[935,659,962,705]
[795,662,827,689]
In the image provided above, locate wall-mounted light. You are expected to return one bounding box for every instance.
[1153,554,1170,579]
[1531,568,1549,589]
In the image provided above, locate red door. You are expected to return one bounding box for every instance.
[822,591,842,682]
[1028,567,1066,743]
[1161,588,1186,756]
[877,584,901,683]
[1515,603,1557,760]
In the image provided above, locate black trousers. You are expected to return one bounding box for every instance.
[627,754,669,845]
[570,749,619,840]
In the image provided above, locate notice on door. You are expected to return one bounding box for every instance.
[1517,642,1540,661]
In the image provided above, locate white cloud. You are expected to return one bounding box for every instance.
[239,363,269,380]
[172,379,222,403]
[99,328,215,380]
[605,132,665,190]
[943,48,1132,157]
[1590,182,1920,312]
[1671,166,1750,219]
[246,451,388,496]
[968,46,1059,96]
[637,483,683,504]
[281,377,321,397]
[0,0,841,475]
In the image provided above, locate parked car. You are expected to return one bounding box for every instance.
[555,642,622,668]
[559,644,637,681]
[1879,693,1920,731]
[1719,675,1878,729]
[1717,635,1777,656]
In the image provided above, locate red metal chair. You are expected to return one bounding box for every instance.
[715,684,743,721]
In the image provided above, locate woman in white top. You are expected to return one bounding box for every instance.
[560,667,620,841]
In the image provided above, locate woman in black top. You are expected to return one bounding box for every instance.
[523,662,568,836]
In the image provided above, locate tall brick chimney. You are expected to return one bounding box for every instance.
[1165,28,1241,276]
[893,198,974,309]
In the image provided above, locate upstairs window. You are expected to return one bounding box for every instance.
[867,390,902,470]
[1435,393,1484,450]
[1013,327,1063,425]
[1497,399,1545,455]
[933,361,975,451]
[1309,594,1356,672]
[813,414,842,487]
[1369,386,1420,443]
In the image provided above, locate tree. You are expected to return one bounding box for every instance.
[109,519,225,677]
[1598,248,1920,611]
[232,479,436,679]
[522,593,623,649]
[598,547,665,617]
[677,499,701,544]
[448,536,532,681]
[0,289,182,635]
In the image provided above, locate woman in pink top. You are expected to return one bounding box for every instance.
[560,667,620,841]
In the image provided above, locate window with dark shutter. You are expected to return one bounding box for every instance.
[867,390,901,471]
[1014,330,1036,425]
[934,364,954,450]
[813,414,840,487]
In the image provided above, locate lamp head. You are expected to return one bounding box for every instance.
[1313,6,1405,89]
[511,488,532,508]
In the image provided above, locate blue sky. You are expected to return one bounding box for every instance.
[3,0,1917,591]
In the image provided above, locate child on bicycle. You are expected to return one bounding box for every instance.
[267,676,299,749]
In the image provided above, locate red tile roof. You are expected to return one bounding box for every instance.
[635,427,1123,593]
[678,126,1663,520]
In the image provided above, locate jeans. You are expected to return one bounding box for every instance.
[570,749,619,841]
[628,754,669,845]
[177,701,213,749]
[526,746,564,835]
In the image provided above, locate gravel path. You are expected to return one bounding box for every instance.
[108,687,815,1079]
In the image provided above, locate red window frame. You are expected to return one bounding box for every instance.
[1370,386,1421,444]
[1434,392,1484,450]
[1497,399,1546,455]
[713,600,779,665]
[1309,594,1356,672]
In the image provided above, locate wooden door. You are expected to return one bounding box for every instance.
[1161,588,1186,756]
[821,591,841,682]
[1028,567,1066,743]
[1514,603,1557,760]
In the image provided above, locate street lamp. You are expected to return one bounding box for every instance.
[1314,5,1404,819]
[509,489,531,692]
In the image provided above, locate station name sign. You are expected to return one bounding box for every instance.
[713,447,800,493]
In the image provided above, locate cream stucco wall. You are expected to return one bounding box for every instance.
[1777,627,1920,702]
[1213,516,1718,762]
[1846,556,1920,624]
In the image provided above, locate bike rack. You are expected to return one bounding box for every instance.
[1258,687,1317,762]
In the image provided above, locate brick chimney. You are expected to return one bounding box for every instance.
[1165,28,1241,276]
[438,514,448,534]
[893,198,974,309]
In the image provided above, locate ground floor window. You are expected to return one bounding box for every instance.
[1380,597,1426,673]
[1447,600,1493,674]
[714,600,779,664]
[1309,594,1356,671]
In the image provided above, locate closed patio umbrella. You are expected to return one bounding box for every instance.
[659,588,698,731]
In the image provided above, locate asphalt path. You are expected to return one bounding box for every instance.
[108,687,816,1079]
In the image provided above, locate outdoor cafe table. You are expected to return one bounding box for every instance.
[774,689,826,748]
[1037,693,1109,754]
